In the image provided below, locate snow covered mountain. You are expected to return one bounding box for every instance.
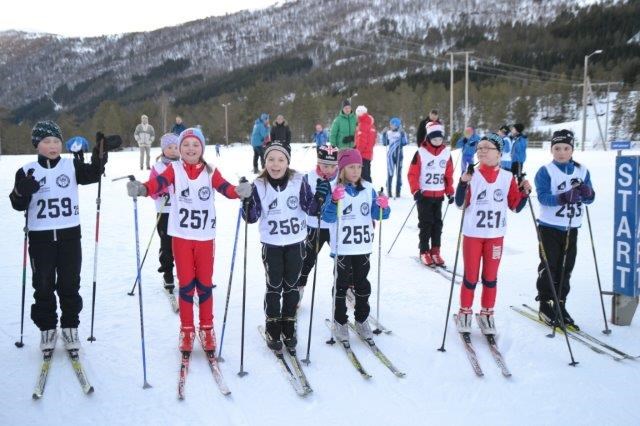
[0,0,593,115]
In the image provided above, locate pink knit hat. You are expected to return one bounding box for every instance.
[338,148,362,171]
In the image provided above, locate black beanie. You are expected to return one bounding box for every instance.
[317,145,339,165]
[264,141,291,163]
[31,120,62,147]
[342,99,351,108]
[481,133,504,152]
[512,123,524,134]
[551,129,574,148]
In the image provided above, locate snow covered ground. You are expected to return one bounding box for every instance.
[1,143,639,426]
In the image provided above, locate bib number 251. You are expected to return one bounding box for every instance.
[476,210,502,228]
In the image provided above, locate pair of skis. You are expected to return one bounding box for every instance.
[33,334,94,399]
[345,290,391,335]
[452,314,512,378]
[258,326,312,396]
[511,304,638,362]
[178,333,231,400]
[414,257,463,285]
[325,319,405,379]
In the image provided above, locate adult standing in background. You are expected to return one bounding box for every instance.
[311,123,328,147]
[382,117,408,197]
[455,126,480,173]
[171,115,186,136]
[416,109,442,145]
[134,114,155,170]
[354,105,376,182]
[498,125,512,171]
[329,100,357,149]
[251,113,270,173]
[510,123,528,176]
[270,114,292,144]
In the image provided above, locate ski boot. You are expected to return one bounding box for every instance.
[61,328,81,351]
[281,317,297,350]
[456,308,473,333]
[333,321,349,343]
[40,329,58,351]
[179,326,196,352]
[354,319,374,341]
[431,246,445,267]
[559,300,579,330]
[199,325,216,352]
[538,300,559,327]
[420,250,434,267]
[265,318,283,351]
[478,308,496,335]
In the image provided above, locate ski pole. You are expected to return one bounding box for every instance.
[552,213,574,338]
[373,187,384,334]
[15,168,35,348]
[525,185,578,366]
[437,174,468,353]
[585,205,611,334]
[327,198,342,345]
[217,206,243,362]
[238,199,250,377]
[302,211,323,365]
[386,201,416,255]
[127,195,169,296]
[116,174,153,387]
[87,136,105,342]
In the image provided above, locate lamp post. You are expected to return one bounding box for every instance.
[222,103,231,146]
[581,50,603,151]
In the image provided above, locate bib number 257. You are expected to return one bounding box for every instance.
[179,208,216,230]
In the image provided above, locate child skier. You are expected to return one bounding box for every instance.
[534,129,595,329]
[382,117,408,198]
[296,145,339,304]
[408,122,454,266]
[149,133,180,291]
[243,141,330,351]
[498,125,512,171]
[9,121,108,351]
[454,133,531,334]
[127,127,253,352]
[322,148,390,342]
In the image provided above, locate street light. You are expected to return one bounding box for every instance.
[581,49,603,151]
[221,103,231,146]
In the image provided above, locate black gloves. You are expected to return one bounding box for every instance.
[16,170,39,197]
[413,191,424,202]
[315,179,331,202]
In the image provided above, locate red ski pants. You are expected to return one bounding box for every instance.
[172,237,215,328]
[460,235,503,310]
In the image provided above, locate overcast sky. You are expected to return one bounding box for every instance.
[0,0,281,37]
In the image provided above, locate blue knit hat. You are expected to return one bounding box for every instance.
[390,117,401,128]
[178,128,205,150]
[260,113,269,122]
[65,136,89,153]
[160,133,179,150]
[32,120,62,147]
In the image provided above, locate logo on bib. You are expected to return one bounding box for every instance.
[342,204,353,215]
[427,159,435,167]
[286,196,299,210]
[557,181,567,191]
[439,159,447,168]
[198,186,211,201]
[181,187,190,198]
[477,189,487,201]
[38,176,47,186]
[493,189,504,202]
[268,198,278,210]
[360,202,370,216]
[56,174,70,188]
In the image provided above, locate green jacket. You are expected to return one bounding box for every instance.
[329,111,357,149]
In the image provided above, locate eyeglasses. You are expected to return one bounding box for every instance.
[476,147,498,152]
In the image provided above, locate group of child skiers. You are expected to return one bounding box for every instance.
[10,116,594,364]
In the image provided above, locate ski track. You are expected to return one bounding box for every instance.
[1,144,639,425]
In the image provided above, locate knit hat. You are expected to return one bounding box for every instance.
[355,105,368,116]
[178,128,205,150]
[65,136,89,153]
[512,123,524,134]
[481,133,504,152]
[426,122,445,140]
[338,148,362,171]
[264,141,291,163]
[260,113,269,122]
[317,145,339,165]
[31,120,62,147]
[161,133,179,150]
[390,117,401,128]
[498,125,510,134]
[342,99,351,108]
[551,129,574,148]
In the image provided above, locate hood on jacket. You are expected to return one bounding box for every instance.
[357,113,374,127]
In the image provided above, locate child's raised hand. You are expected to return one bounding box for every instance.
[519,179,532,194]
[331,185,345,202]
[460,173,472,183]
[376,194,389,209]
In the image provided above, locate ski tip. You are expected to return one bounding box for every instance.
[32,393,41,400]
[87,386,95,394]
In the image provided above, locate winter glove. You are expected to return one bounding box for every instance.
[413,191,424,202]
[315,179,331,202]
[577,183,594,199]
[331,185,345,202]
[15,170,39,197]
[447,194,455,204]
[91,145,108,171]
[235,181,253,200]
[557,188,581,205]
[376,194,389,209]
[127,180,148,197]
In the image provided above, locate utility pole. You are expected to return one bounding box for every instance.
[448,51,474,133]
[222,103,231,145]
[581,50,603,151]
[449,53,454,138]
